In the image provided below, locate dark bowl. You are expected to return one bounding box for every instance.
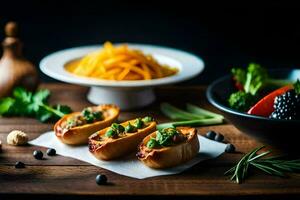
[207,69,300,154]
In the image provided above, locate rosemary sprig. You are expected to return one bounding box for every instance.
[225,146,300,184]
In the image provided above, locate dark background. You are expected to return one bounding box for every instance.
[1,1,300,84]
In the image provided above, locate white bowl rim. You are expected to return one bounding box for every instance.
[40,43,205,88]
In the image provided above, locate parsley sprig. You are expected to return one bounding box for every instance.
[225,146,300,184]
[0,87,72,122]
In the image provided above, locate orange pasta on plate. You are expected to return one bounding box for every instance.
[65,42,178,81]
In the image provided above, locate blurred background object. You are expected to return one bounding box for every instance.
[0,0,299,84]
[0,21,38,97]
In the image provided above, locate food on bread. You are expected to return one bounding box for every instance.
[65,42,178,80]
[7,130,28,146]
[89,116,156,160]
[137,126,199,169]
[54,104,119,145]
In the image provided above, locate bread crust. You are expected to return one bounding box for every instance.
[88,120,156,160]
[137,127,199,169]
[54,104,119,145]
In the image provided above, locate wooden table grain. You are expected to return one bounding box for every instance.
[0,83,299,199]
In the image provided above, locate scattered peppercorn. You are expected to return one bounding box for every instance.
[46,148,56,156]
[225,144,236,153]
[15,161,25,168]
[205,131,217,140]
[96,174,108,185]
[214,133,224,142]
[33,150,43,160]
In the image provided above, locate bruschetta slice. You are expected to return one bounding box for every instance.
[54,104,119,145]
[137,127,199,169]
[89,116,156,160]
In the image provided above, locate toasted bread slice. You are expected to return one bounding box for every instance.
[54,104,119,145]
[137,127,199,169]
[89,119,156,160]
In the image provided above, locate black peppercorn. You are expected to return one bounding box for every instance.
[96,174,107,185]
[33,150,43,160]
[205,131,217,140]
[214,133,224,142]
[46,148,56,156]
[15,161,25,168]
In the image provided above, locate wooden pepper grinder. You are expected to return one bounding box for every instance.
[0,21,39,98]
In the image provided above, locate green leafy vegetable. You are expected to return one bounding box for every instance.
[232,63,291,94]
[0,87,72,122]
[243,63,268,95]
[228,91,257,112]
[229,63,271,111]
[231,67,247,85]
[225,146,300,184]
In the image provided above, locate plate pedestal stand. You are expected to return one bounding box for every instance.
[87,86,156,110]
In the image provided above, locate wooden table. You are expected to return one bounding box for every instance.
[0,84,299,199]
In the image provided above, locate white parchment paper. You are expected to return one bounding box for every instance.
[29,131,226,179]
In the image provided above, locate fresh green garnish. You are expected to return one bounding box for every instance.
[228,91,257,112]
[225,146,300,184]
[66,118,76,128]
[146,127,180,149]
[146,138,160,148]
[105,123,125,138]
[81,107,102,123]
[105,128,117,138]
[142,116,153,123]
[0,87,72,122]
[294,79,300,94]
[125,122,137,133]
[134,118,144,129]
[111,123,125,133]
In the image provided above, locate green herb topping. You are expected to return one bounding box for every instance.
[146,127,185,149]
[81,107,103,123]
[125,122,137,133]
[142,116,153,123]
[134,118,144,129]
[0,87,72,122]
[105,123,125,138]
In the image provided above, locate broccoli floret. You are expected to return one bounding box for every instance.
[228,91,257,112]
[244,63,268,95]
[231,68,247,85]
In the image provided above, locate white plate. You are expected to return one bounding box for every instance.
[40,44,205,109]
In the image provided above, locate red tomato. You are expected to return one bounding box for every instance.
[247,85,293,117]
